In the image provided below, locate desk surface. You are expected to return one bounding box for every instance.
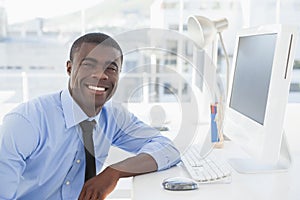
[132,142,300,200]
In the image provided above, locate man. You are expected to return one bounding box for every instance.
[0,33,180,200]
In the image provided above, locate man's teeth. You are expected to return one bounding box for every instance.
[88,85,105,91]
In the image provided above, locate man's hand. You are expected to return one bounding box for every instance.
[78,153,158,200]
[78,167,120,200]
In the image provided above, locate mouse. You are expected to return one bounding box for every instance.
[162,177,198,191]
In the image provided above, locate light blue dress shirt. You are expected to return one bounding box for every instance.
[0,89,180,199]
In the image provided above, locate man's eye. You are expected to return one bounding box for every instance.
[81,62,95,67]
[106,65,118,72]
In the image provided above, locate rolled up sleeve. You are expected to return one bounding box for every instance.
[137,136,180,171]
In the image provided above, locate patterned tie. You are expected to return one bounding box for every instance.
[80,120,96,182]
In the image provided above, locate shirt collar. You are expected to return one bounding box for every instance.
[61,89,101,129]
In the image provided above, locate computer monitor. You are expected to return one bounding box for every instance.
[223,24,298,173]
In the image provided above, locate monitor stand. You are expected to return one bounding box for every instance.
[228,132,291,174]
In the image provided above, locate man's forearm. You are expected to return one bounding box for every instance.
[79,153,160,199]
[108,153,158,178]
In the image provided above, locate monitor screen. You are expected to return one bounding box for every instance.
[229,33,277,125]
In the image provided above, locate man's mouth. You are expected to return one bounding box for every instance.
[87,85,107,92]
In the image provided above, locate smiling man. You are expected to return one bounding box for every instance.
[0,33,180,200]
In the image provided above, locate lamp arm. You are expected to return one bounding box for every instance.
[218,32,230,99]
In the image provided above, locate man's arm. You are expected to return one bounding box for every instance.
[79,105,181,200]
[78,153,157,200]
[0,114,39,199]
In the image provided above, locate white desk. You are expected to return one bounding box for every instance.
[132,141,300,200]
[132,104,300,200]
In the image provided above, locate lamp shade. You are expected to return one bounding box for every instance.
[187,15,228,48]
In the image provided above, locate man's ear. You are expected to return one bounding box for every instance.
[66,60,72,75]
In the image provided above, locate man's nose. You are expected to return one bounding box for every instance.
[91,67,109,80]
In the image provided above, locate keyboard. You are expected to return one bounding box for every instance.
[181,145,231,183]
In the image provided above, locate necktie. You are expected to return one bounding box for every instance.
[80,120,96,182]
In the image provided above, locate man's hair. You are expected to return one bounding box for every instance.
[69,32,123,64]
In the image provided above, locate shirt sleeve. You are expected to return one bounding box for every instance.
[137,134,181,171]
[0,113,39,199]
[110,107,180,171]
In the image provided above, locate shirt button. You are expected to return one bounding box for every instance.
[66,181,70,185]
[76,159,81,164]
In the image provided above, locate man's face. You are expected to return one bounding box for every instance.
[67,42,122,116]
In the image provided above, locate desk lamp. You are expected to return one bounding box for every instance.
[187,15,229,147]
